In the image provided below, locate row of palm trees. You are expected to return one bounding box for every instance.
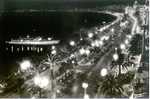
[96,48,136,98]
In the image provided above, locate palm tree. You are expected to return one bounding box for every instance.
[111,50,134,75]
[2,73,26,97]
[111,52,125,75]
[97,71,135,98]
[97,74,124,98]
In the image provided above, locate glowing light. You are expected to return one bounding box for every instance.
[51,46,55,50]
[113,53,119,61]
[82,83,88,89]
[104,36,109,40]
[95,31,98,34]
[51,50,57,55]
[20,60,32,70]
[79,48,85,55]
[91,42,95,47]
[40,48,43,51]
[80,38,83,41]
[72,60,75,64]
[98,40,103,46]
[100,68,108,76]
[102,21,106,24]
[120,44,126,50]
[34,75,49,89]
[95,40,100,47]
[99,28,103,32]
[88,33,94,38]
[38,37,42,41]
[111,28,114,32]
[70,54,75,58]
[101,36,105,41]
[127,35,132,39]
[48,37,52,40]
[27,46,30,51]
[69,41,75,46]
[85,49,90,55]
[125,39,129,44]
[56,89,60,93]
[101,36,109,41]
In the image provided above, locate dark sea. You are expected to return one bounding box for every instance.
[0,11,116,77]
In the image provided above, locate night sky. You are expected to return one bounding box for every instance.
[0,0,143,10]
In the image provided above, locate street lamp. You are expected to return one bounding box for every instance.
[120,44,126,50]
[79,48,85,55]
[111,28,114,32]
[82,82,88,89]
[113,53,119,61]
[51,46,56,50]
[127,35,132,39]
[95,40,100,47]
[20,60,32,71]
[91,42,96,47]
[69,40,75,46]
[71,60,75,64]
[82,83,89,99]
[33,75,49,97]
[51,50,57,55]
[100,68,108,77]
[85,49,90,55]
[33,75,49,89]
[98,40,103,46]
[88,33,94,38]
[125,39,129,44]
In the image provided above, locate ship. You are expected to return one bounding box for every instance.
[5,35,60,45]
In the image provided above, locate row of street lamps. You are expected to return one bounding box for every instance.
[18,20,133,98]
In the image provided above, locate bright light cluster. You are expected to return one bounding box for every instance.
[20,60,32,71]
[34,75,49,89]
[79,48,90,55]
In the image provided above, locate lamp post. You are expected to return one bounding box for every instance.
[96,68,108,98]
[113,47,119,61]
[82,82,89,99]
[113,48,122,75]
